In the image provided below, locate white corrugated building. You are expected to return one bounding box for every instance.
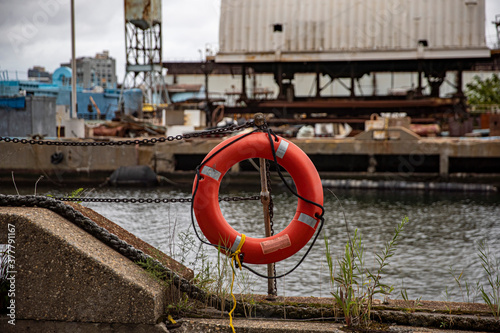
[217,0,490,63]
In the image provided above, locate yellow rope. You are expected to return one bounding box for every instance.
[229,234,246,333]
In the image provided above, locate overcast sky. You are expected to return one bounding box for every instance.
[0,0,499,82]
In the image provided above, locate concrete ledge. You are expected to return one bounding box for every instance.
[0,316,168,333]
[0,207,167,325]
[173,318,344,333]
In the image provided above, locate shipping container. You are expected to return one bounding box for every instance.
[217,0,490,63]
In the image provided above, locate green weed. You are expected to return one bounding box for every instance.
[170,232,257,316]
[445,241,499,319]
[46,187,91,204]
[477,241,500,319]
[401,287,422,313]
[448,266,480,303]
[136,256,171,285]
[325,216,408,327]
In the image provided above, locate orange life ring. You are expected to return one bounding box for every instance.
[192,131,324,265]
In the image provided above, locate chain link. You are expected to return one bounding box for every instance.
[0,122,256,146]
[54,195,260,204]
[265,158,278,296]
[265,159,275,237]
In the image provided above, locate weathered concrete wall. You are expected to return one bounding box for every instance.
[0,96,57,137]
[0,141,176,181]
[0,207,169,332]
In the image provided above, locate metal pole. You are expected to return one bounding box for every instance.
[254,113,276,299]
[259,158,276,298]
[70,0,77,119]
[241,65,247,101]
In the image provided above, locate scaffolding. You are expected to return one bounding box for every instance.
[494,14,500,48]
[121,0,168,115]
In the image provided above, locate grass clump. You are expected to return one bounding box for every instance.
[136,256,171,284]
[401,287,422,313]
[445,240,500,320]
[477,241,500,319]
[136,255,195,316]
[165,230,257,317]
[325,216,408,327]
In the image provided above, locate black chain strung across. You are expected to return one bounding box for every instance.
[2,122,257,204]
[56,196,260,204]
[0,122,253,146]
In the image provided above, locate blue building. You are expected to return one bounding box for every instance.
[0,67,121,121]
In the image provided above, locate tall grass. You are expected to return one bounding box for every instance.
[170,230,257,315]
[446,241,499,319]
[325,217,408,327]
[477,241,500,319]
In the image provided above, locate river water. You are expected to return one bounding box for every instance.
[5,181,500,302]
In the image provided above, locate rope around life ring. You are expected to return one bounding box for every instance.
[192,131,324,265]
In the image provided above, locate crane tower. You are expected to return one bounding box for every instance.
[123,0,166,111]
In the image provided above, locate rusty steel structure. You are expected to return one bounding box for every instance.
[123,0,165,106]
[163,50,500,129]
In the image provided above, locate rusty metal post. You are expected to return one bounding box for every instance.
[416,60,424,97]
[315,63,321,98]
[254,113,277,299]
[241,65,248,101]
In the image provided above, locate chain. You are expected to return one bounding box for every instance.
[0,122,255,146]
[265,158,278,296]
[265,159,275,237]
[2,121,260,204]
[1,121,260,204]
[54,195,260,204]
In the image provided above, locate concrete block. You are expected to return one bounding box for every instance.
[355,127,420,141]
[61,118,85,138]
[184,109,206,128]
[165,110,184,125]
[0,207,167,325]
[166,125,195,137]
[0,316,168,333]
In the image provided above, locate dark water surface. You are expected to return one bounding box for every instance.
[5,183,500,302]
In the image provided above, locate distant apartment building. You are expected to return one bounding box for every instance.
[28,66,52,83]
[61,50,117,89]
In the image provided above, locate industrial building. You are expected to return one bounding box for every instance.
[161,0,498,135]
[27,66,52,83]
[61,50,117,90]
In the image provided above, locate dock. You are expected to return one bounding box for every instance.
[1,134,499,186]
